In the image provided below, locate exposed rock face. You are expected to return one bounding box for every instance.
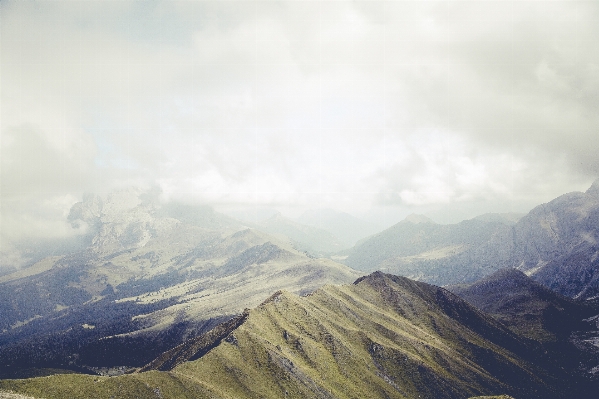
[512,181,599,299]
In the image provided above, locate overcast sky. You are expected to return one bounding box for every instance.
[2,0,599,243]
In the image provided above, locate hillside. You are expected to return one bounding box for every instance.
[0,190,360,377]
[450,268,598,342]
[2,272,595,399]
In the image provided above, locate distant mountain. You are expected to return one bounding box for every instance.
[507,180,599,299]
[220,206,280,225]
[472,213,525,225]
[343,181,599,299]
[3,272,595,398]
[297,208,382,247]
[0,190,360,377]
[342,213,513,285]
[256,212,346,255]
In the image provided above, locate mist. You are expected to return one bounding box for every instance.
[2,0,598,255]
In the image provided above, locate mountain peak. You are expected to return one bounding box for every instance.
[586,178,599,197]
[484,267,529,283]
[402,213,434,224]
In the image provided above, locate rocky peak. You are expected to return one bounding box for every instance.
[586,178,599,197]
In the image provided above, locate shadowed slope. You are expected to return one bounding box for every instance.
[139,310,250,372]
[450,268,597,342]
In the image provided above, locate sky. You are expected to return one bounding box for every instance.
[2,0,599,246]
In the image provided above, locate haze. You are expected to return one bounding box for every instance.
[2,0,598,246]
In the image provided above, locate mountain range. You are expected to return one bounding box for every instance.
[0,189,359,377]
[1,182,599,397]
[342,180,599,300]
[2,271,596,399]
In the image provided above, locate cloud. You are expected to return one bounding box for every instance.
[1,0,598,245]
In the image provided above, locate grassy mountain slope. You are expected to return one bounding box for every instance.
[2,272,592,399]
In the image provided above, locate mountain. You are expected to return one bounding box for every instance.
[343,181,599,299]
[1,272,595,398]
[297,208,383,247]
[342,213,513,285]
[450,268,598,342]
[256,212,347,255]
[450,268,599,379]
[472,213,525,225]
[508,180,599,299]
[0,190,360,377]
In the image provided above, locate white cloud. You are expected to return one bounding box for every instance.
[1,0,598,245]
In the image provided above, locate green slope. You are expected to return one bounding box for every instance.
[1,273,593,399]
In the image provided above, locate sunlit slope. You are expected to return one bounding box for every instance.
[2,273,587,399]
[0,227,359,373]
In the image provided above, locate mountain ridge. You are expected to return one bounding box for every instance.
[2,272,595,398]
